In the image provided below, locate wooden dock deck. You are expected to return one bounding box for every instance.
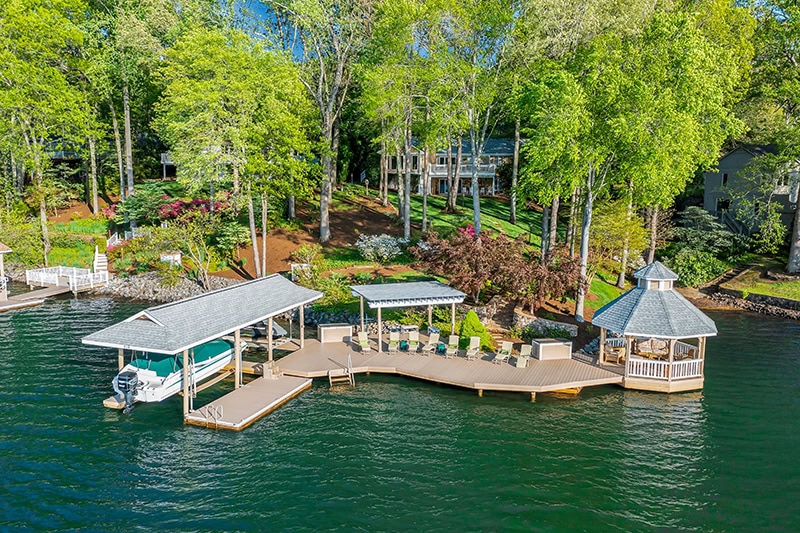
[277,337,623,396]
[0,285,72,312]
[185,375,312,431]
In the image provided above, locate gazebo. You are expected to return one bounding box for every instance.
[0,242,10,301]
[591,261,717,393]
[350,281,466,353]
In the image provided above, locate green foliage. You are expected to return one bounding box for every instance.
[753,208,787,255]
[669,207,752,260]
[116,186,169,226]
[317,272,355,306]
[51,217,109,236]
[590,199,648,270]
[0,211,44,266]
[458,310,494,351]
[665,249,730,287]
[214,222,251,259]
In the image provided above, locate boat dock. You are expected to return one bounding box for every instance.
[0,285,68,312]
[185,375,312,430]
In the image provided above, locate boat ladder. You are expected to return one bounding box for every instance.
[328,354,355,388]
[202,404,224,429]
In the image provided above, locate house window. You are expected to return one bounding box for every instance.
[716,199,730,212]
[412,155,418,170]
[438,156,446,165]
[722,173,728,186]
[390,157,397,170]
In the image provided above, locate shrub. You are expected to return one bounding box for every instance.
[318,272,353,306]
[353,272,375,284]
[355,234,408,264]
[458,310,494,351]
[664,249,729,287]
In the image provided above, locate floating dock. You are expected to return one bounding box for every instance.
[185,375,311,430]
[0,285,71,312]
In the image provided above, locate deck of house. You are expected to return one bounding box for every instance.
[275,337,623,395]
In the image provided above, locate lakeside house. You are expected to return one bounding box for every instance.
[386,138,515,197]
[703,144,797,230]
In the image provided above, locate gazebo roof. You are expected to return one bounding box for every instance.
[83,274,322,354]
[592,286,717,339]
[0,242,11,254]
[634,261,678,281]
[350,281,465,309]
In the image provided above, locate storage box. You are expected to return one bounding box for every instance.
[317,323,353,344]
[532,338,572,360]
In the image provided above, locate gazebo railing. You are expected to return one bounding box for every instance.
[627,358,703,380]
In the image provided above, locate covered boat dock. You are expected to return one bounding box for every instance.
[82,274,322,427]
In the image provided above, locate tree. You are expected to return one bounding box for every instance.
[265,0,375,243]
[0,0,91,265]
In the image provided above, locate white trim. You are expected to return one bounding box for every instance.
[619,331,717,340]
[365,297,464,309]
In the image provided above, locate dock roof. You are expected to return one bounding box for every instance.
[0,242,11,254]
[591,287,717,339]
[82,274,322,354]
[350,281,465,309]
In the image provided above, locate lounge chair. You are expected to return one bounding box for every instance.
[421,332,440,356]
[445,335,459,359]
[407,331,420,352]
[387,331,400,353]
[357,331,371,352]
[515,344,532,368]
[493,341,513,365]
[465,336,481,361]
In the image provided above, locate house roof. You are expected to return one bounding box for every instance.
[82,274,322,354]
[0,242,10,254]
[350,281,466,309]
[634,261,678,281]
[591,286,717,339]
[718,143,778,163]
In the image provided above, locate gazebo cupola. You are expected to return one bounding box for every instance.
[591,261,717,393]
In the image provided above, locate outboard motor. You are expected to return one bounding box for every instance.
[116,371,139,414]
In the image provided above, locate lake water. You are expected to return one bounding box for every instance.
[1,290,799,530]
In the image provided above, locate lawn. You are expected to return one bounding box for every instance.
[723,264,800,301]
[51,217,108,235]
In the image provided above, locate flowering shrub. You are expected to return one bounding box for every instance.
[100,204,117,220]
[158,196,230,220]
[355,234,408,264]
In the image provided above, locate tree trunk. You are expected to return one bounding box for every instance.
[319,115,334,243]
[567,188,578,257]
[617,181,634,288]
[247,187,262,278]
[261,193,268,276]
[548,195,560,255]
[403,123,412,240]
[396,148,404,216]
[510,115,520,225]
[540,205,550,261]
[232,157,240,195]
[287,195,296,219]
[122,85,134,200]
[89,136,98,214]
[647,206,659,264]
[575,168,595,322]
[39,187,50,267]
[329,117,340,201]
[109,101,125,201]
[788,203,800,273]
[445,142,454,211]
[448,139,462,212]
[471,147,481,235]
[422,146,429,232]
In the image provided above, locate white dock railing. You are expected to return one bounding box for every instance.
[106,232,121,248]
[68,271,109,292]
[627,357,703,380]
[26,266,108,292]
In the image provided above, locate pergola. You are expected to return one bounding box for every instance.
[83,274,322,415]
[0,242,10,301]
[591,262,717,391]
[350,281,466,353]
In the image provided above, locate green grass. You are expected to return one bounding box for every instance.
[48,243,94,268]
[724,264,800,301]
[586,277,624,311]
[51,218,108,235]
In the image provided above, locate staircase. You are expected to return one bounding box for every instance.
[712,264,751,289]
[93,246,108,274]
[486,299,516,346]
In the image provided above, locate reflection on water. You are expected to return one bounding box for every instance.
[0,299,798,530]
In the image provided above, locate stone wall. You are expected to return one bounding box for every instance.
[512,307,578,338]
[711,291,800,320]
[93,273,241,303]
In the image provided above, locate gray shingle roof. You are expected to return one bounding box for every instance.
[591,287,717,339]
[634,261,678,281]
[350,281,465,309]
[82,274,322,354]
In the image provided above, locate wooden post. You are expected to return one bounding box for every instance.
[360,296,365,332]
[427,305,433,329]
[624,336,633,377]
[0,253,6,301]
[699,336,706,376]
[450,302,456,335]
[268,316,274,364]
[377,306,383,353]
[118,348,124,371]
[182,349,189,417]
[668,338,675,381]
[299,305,305,348]
[478,389,483,397]
[530,392,536,402]
[288,314,293,341]
[234,328,242,389]
[599,328,607,364]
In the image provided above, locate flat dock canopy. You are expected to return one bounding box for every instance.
[82,274,322,355]
[185,375,311,431]
[278,337,622,394]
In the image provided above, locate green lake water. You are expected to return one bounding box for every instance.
[1,290,799,531]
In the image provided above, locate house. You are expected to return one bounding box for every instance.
[703,144,796,229]
[385,138,515,196]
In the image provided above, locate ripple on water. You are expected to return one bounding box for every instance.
[0,300,799,530]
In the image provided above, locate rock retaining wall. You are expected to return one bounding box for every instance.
[93,273,241,303]
[512,307,578,337]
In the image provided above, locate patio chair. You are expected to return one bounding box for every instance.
[421,332,440,356]
[407,330,420,352]
[445,335,459,359]
[465,336,481,361]
[356,331,371,352]
[515,344,532,368]
[387,331,400,353]
[493,341,513,365]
